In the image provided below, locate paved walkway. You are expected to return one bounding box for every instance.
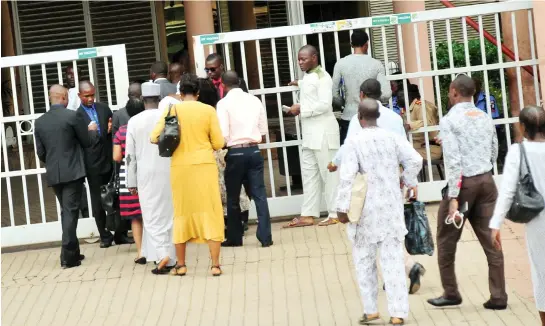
[1,204,540,326]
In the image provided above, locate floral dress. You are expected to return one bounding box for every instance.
[214,149,251,215]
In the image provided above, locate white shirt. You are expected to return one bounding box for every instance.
[333,101,406,165]
[158,95,181,112]
[67,88,80,111]
[216,88,268,147]
[298,66,340,150]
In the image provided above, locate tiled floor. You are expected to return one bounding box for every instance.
[1,204,540,326]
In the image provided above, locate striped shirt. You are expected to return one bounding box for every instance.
[114,124,142,219]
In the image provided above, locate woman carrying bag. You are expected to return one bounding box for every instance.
[489,105,545,325]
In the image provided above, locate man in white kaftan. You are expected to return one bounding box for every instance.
[284,45,340,228]
[331,79,427,294]
[126,82,176,270]
[335,99,422,325]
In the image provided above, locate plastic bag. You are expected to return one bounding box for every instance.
[404,201,434,256]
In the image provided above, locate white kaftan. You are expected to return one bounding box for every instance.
[335,127,422,318]
[489,141,545,311]
[126,109,176,266]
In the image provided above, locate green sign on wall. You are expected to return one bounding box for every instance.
[371,13,414,27]
[78,48,97,59]
[200,34,221,45]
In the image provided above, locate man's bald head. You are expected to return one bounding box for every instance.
[128,82,142,100]
[49,84,68,107]
[222,71,240,89]
[448,74,476,107]
[298,45,319,72]
[358,98,380,123]
[78,80,96,107]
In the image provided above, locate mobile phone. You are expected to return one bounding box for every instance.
[282,105,291,113]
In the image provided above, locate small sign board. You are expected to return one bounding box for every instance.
[200,34,221,45]
[78,48,98,59]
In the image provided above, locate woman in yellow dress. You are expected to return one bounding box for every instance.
[150,74,225,277]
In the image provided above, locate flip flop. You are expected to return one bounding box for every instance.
[283,217,314,229]
[359,313,380,324]
[318,217,339,226]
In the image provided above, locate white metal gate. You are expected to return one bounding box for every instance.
[1,45,129,247]
[193,1,537,219]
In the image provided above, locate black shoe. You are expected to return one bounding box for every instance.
[114,234,135,245]
[134,257,147,265]
[243,222,249,232]
[78,254,85,261]
[100,239,113,248]
[221,240,243,247]
[261,241,273,248]
[427,296,462,307]
[408,263,425,294]
[61,260,81,269]
[483,299,507,310]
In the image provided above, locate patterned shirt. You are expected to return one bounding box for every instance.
[440,102,498,198]
[114,124,127,157]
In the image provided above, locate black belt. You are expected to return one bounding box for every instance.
[228,143,258,149]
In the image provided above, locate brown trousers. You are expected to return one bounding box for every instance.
[437,172,508,304]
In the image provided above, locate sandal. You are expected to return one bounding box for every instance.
[282,216,314,229]
[359,313,380,325]
[151,267,171,275]
[211,265,222,277]
[389,317,404,325]
[170,264,187,276]
[318,217,339,226]
[134,257,147,265]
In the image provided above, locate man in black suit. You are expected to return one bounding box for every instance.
[150,61,177,100]
[76,80,132,248]
[35,85,93,268]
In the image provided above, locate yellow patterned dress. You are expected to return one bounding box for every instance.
[150,101,225,244]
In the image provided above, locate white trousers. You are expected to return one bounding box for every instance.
[352,237,409,319]
[300,139,339,218]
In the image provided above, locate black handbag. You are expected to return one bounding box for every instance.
[100,163,121,231]
[404,201,435,256]
[506,143,544,223]
[158,103,180,157]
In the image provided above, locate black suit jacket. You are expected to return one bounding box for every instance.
[76,102,113,176]
[35,104,93,186]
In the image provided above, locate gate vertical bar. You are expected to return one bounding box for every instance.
[511,12,524,111]
[429,21,443,119]
[287,36,303,171]
[26,65,46,222]
[494,13,511,147]
[255,40,276,197]
[527,10,540,105]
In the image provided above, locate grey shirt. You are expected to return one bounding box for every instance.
[332,54,392,121]
[112,107,130,136]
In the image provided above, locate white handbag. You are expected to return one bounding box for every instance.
[347,172,368,223]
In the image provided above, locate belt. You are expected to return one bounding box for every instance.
[228,143,258,149]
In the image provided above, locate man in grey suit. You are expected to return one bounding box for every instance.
[35,85,94,268]
[150,61,177,100]
[112,82,142,136]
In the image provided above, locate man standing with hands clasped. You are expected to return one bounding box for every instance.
[428,74,508,310]
[283,45,340,228]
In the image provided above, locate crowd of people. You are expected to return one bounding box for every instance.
[32,29,544,325]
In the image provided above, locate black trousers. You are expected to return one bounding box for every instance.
[52,178,84,264]
[338,119,350,145]
[87,171,126,241]
[225,146,272,244]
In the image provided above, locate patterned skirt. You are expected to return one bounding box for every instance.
[118,159,142,220]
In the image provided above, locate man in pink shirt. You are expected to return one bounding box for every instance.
[216,71,273,248]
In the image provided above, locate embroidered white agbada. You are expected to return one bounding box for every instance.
[126,109,176,265]
[335,127,422,319]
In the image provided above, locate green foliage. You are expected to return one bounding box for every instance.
[433,39,508,114]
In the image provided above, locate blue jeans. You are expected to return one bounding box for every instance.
[225,146,272,244]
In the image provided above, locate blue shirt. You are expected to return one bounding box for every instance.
[82,104,101,134]
[391,96,402,115]
[474,91,500,119]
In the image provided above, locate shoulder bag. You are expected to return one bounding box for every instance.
[100,162,122,231]
[506,143,544,223]
[158,103,180,157]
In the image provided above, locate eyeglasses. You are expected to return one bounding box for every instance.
[204,67,217,73]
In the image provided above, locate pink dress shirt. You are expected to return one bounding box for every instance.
[216,88,268,147]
